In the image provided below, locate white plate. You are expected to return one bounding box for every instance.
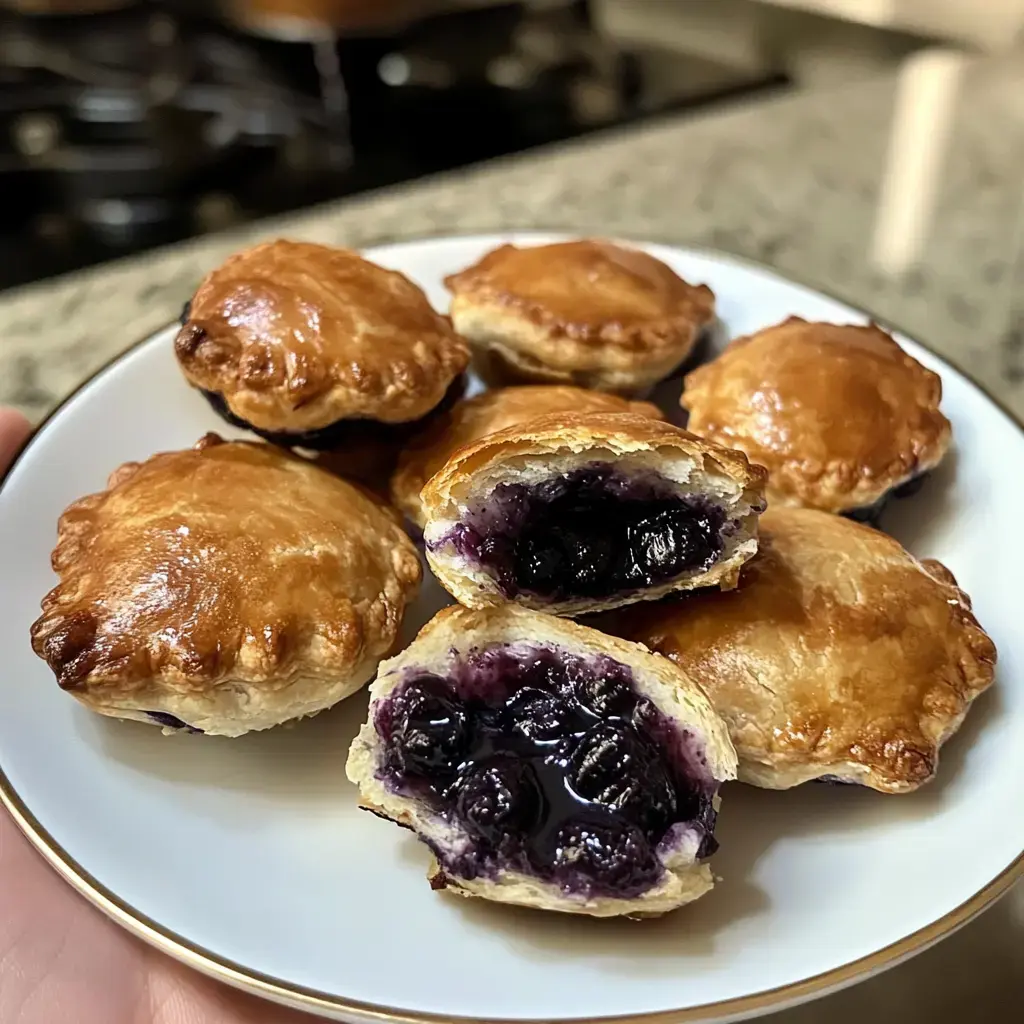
[1,234,1022,1024]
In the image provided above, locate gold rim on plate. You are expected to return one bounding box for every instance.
[1,237,1022,1023]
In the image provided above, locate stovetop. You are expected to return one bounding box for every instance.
[0,1,787,291]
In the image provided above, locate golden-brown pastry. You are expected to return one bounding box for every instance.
[444,240,715,395]
[30,435,422,737]
[614,507,996,793]
[421,411,767,616]
[346,604,737,917]
[682,317,951,517]
[175,240,469,448]
[390,385,664,529]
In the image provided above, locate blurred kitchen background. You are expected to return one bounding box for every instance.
[1,0,1022,292]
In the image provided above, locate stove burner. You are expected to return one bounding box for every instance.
[0,5,347,275]
[0,2,786,290]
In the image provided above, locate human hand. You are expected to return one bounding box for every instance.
[0,409,30,471]
[0,408,315,1023]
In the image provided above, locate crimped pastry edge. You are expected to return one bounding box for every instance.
[30,436,423,737]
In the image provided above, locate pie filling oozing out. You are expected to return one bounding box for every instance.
[843,472,930,527]
[374,645,720,899]
[146,711,204,734]
[198,376,466,451]
[429,464,733,602]
[816,775,857,786]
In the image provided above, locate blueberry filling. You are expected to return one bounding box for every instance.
[198,375,466,451]
[375,646,719,899]
[664,326,713,384]
[431,464,730,603]
[844,472,929,527]
[145,711,203,734]
[816,775,856,786]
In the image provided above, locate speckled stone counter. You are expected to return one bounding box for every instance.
[4,51,1024,425]
[1,46,1022,1024]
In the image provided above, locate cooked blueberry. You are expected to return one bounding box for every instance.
[515,537,565,591]
[515,524,614,593]
[568,723,676,831]
[388,677,468,776]
[435,464,729,603]
[516,655,567,695]
[627,510,682,575]
[697,830,719,859]
[574,672,635,718]
[506,687,575,742]
[376,644,719,900]
[553,523,612,582]
[446,524,485,563]
[625,507,720,584]
[455,757,540,844]
[567,723,642,800]
[552,820,660,894]
[636,767,677,833]
[631,697,659,731]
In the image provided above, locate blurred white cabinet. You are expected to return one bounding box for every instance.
[754,0,1024,49]
[598,0,1024,88]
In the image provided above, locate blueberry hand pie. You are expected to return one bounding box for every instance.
[346,604,737,917]
[615,507,996,793]
[391,385,663,530]
[444,240,715,395]
[421,411,767,616]
[175,240,469,450]
[30,435,422,736]
[682,317,951,519]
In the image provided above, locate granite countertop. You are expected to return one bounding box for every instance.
[1,46,1022,1024]
[3,51,1024,424]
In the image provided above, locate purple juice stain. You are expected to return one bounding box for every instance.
[430,464,729,603]
[374,645,720,900]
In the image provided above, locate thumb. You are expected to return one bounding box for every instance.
[0,409,32,474]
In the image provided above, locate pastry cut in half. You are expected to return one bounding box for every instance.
[390,385,663,530]
[346,604,737,917]
[681,317,951,521]
[30,435,422,736]
[421,411,767,616]
[175,239,469,449]
[444,240,716,395]
[614,507,996,793]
